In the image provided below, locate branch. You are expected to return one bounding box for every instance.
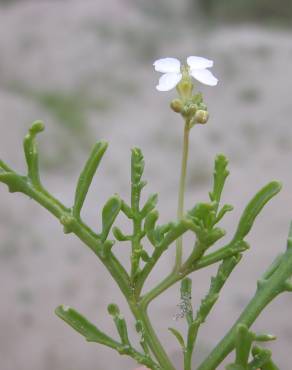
[55,305,160,370]
[140,240,249,309]
[197,224,292,370]
[136,218,191,295]
[0,123,131,298]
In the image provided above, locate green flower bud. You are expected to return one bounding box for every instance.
[195,110,209,124]
[188,103,197,116]
[199,103,207,111]
[170,99,183,113]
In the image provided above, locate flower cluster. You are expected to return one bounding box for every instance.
[153,56,218,126]
[153,56,218,91]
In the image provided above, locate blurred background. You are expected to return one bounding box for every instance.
[0,1,292,369]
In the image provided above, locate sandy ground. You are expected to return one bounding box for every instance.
[1,1,292,369]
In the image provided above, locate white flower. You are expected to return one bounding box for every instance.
[153,56,218,92]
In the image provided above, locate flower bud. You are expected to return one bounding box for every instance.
[195,110,209,124]
[170,99,183,113]
[199,103,207,111]
[188,103,197,116]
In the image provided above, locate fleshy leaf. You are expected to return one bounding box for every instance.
[55,305,116,345]
[113,226,131,241]
[73,141,108,219]
[168,328,185,351]
[131,148,145,190]
[23,121,45,188]
[108,303,130,346]
[251,346,279,370]
[233,181,282,241]
[248,346,272,369]
[209,154,229,204]
[140,194,158,218]
[144,210,159,246]
[101,195,122,241]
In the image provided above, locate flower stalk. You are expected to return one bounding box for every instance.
[175,119,191,270]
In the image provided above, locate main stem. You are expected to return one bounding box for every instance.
[175,121,190,270]
[130,302,176,370]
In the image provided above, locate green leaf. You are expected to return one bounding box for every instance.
[23,121,45,187]
[55,305,116,345]
[135,321,150,356]
[287,221,292,248]
[215,204,234,224]
[100,195,122,241]
[254,333,276,342]
[144,210,159,246]
[112,226,131,241]
[209,154,229,204]
[251,346,279,370]
[168,328,185,351]
[248,346,272,369]
[131,147,145,186]
[0,160,13,172]
[107,303,130,346]
[107,303,120,316]
[140,193,158,218]
[121,200,133,219]
[73,141,108,219]
[188,202,217,229]
[203,227,226,247]
[131,148,146,214]
[233,181,282,241]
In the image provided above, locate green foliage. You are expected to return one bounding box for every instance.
[232,182,282,241]
[55,305,158,369]
[1,122,292,370]
[225,324,278,370]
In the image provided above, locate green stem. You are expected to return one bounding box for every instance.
[141,241,246,308]
[184,352,192,370]
[130,302,176,370]
[175,121,190,270]
[2,173,172,370]
[4,176,132,297]
[131,215,142,282]
[197,243,292,370]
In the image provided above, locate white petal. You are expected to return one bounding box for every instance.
[190,69,218,86]
[187,56,214,70]
[156,72,182,91]
[153,58,181,73]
